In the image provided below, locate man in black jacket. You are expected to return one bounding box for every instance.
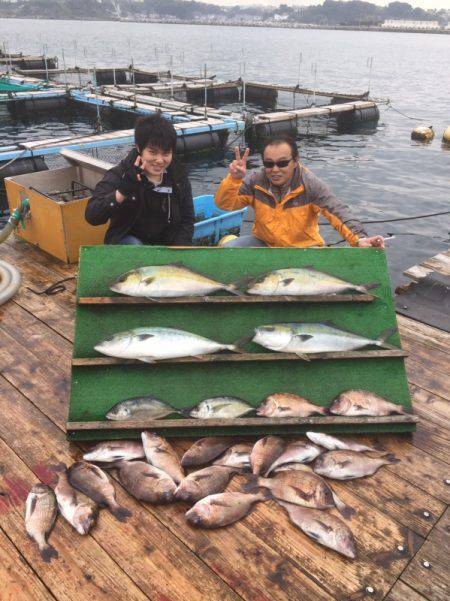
[85,114,194,245]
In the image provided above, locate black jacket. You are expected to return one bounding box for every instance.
[85,148,194,245]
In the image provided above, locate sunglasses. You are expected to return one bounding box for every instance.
[262,158,293,169]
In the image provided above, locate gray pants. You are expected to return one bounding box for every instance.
[222,234,267,247]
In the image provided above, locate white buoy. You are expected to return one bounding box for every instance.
[442,127,450,145]
[411,125,434,142]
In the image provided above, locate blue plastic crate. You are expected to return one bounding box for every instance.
[193,194,247,245]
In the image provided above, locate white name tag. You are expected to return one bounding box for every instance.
[153,185,172,194]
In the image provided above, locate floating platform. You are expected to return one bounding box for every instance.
[0,234,448,600]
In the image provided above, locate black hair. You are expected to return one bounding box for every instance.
[134,114,177,153]
[261,135,299,159]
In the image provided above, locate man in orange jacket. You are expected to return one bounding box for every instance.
[215,135,384,248]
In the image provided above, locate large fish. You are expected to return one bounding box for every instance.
[106,395,180,421]
[175,466,238,503]
[67,462,132,522]
[141,432,184,484]
[185,491,267,528]
[83,440,145,463]
[111,264,240,298]
[257,393,327,417]
[330,390,407,416]
[54,465,98,535]
[95,327,238,362]
[24,483,58,562]
[181,437,237,468]
[250,436,285,476]
[278,501,357,559]
[187,397,254,419]
[272,463,315,474]
[246,470,352,517]
[306,431,383,453]
[213,443,253,470]
[117,461,176,503]
[267,441,322,474]
[252,323,397,357]
[246,267,376,297]
[314,450,399,480]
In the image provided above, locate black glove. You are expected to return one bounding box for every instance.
[117,165,142,198]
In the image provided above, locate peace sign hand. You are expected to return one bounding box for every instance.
[229,147,250,181]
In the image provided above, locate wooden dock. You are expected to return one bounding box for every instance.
[0,237,449,600]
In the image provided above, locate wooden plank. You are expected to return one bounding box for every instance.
[385,581,428,601]
[73,349,407,366]
[409,385,449,429]
[406,356,450,401]
[59,149,112,173]
[401,508,450,601]
[410,417,450,466]
[0,377,241,601]
[0,527,55,601]
[0,380,332,601]
[78,293,375,305]
[0,439,149,601]
[66,414,418,431]
[398,314,450,357]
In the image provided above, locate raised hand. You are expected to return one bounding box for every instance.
[229,147,250,181]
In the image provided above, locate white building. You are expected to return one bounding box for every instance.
[382,20,441,30]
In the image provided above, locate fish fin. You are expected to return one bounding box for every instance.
[295,353,311,361]
[337,460,353,468]
[144,297,162,302]
[281,278,295,287]
[142,276,155,285]
[323,320,336,327]
[292,486,314,501]
[225,283,245,296]
[331,491,355,520]
[110,505,132,522]
[209,499,233,508]
[179,405,195,416]
[231,275,253,290]
[384,453,400,465]
[363,282,380,291]
[315,406,328,415]
[233,335,253,351]
[139,357,157,364]
[293,334,313,342]
[242,474,259,493]
[136,333,155,341]
[40,544,58,563]
[376,327,398,348]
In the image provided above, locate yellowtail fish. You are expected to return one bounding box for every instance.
[246,267,377,296]
[106,395,180,420]
[252,323,397,357]
[95,327,238,362]
[111,264,240,297]
[187,397,254,419]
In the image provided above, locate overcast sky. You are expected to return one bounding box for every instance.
[203,1,450,10]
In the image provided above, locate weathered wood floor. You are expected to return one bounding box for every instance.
[0,237,449,601]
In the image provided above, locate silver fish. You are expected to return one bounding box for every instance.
[306,431,383,453]
[175,466,238,503]
[246,470,353,518]
[314,450,399,480]
[278,501,357,559]
[95,327,238,362]
[267,441,322,474]
[250,436,285,476]
[111,264,240,298]
[181,437,237,468]
[330,390,407,416]
[246,267,375,297]
[83,440,145,463]
[252,323,397,357]
[141,432,184,484]
[188,397,254,419]
[67,462,132,522]
[186,491,266,528]
[213,443,253,470]
[106,395,179,420]
[257,393,327,417]
[117,461,176,503]
[24,483,58,562]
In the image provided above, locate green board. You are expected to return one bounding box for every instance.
[68,246,413,440]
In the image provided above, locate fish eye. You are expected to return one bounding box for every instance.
[103,335,115,343]
[262,326,276,332]
[115,274,128,283]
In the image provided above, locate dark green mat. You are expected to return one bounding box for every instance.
[68,246,413,440]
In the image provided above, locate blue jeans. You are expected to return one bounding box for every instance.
[222,234,267,247]
[118,234,144,245]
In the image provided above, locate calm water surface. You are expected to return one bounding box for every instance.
[1,19,449,285]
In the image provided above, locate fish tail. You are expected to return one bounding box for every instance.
[331,491,355,520]
[225,283,245,296]
[376,327,398,349]
[40,543,59,563]
[231,335,252,352]
[179,405,194,416]
[363,282,380,291]
[315,405,328,416]
[242,474,260,493]
[110,504,132,522]
[230,276,253,291]
[384,453,400,465]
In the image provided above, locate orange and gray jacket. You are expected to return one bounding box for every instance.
[214,163,367,247]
